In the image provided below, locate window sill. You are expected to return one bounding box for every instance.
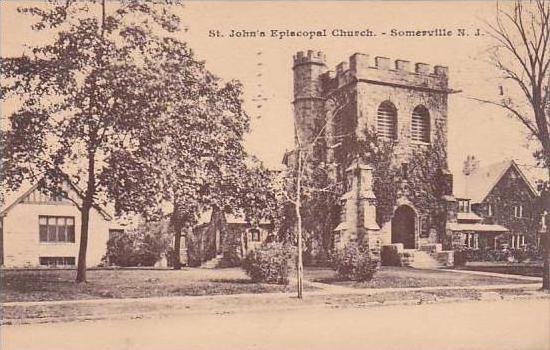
[39,242,76,245]
[411,141,431,146]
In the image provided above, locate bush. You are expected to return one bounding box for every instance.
[332,242,378,281]
[103,221,172,267]
[380,245,403,267]
[242,242,294,284]
[453,249,468,267]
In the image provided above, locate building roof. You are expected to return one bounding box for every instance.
[1,180,113,220]
[457,212,483,222]
[196,208,271,226]
[453,160,538,203]
[447,222,509,233]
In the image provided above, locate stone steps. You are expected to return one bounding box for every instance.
[200,254,223,269]
[406,250,441,269]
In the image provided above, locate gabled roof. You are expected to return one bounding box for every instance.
[453,160,538,203]
[196,208,271,226]
[1,180,112,220]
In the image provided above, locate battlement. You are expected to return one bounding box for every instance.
[327,52,449,92]
[293,50,326,67]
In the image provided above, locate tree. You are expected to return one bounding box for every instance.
[1,0,185,282]
[481,0,550,290]
[105,51,275,268]
[279,96,351,299]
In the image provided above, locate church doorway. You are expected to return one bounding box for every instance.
[391,205,416,249]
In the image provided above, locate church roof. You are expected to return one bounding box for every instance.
[453,160,538,203]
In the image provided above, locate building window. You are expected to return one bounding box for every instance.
[458,200,470,213]
[39,256,75,267]
[249,229,261,242]
[109,229,124,240]
[510,234,525,249]
[487,203,493,217]
[377,101,398,140]
[513,205,523,218]
[39,216,75,243]
[463,232,479,249]
[411,105,430,143]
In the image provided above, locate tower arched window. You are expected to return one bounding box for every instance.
[411,105,430,143]
[377,101,398,140]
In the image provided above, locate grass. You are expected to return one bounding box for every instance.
[0,268,310,303]
[456,263,542,277]
[304,266,535,289]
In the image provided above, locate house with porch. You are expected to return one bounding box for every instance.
[450,159,543,251]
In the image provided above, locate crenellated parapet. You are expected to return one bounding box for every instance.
[324,52,450,93]
[293,50,326,67]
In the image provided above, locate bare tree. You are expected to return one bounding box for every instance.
[281,97,349,299]
[480,0,549,290]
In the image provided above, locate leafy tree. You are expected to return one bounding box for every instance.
[1,0,186,282]
[479,0,550,290]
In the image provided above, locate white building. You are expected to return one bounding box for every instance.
[0,182,123,268]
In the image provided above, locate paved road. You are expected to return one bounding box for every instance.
[2,299,549,350]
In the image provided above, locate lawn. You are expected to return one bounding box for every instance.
[304,266,536,289]
[0,268,308,303]
[456,263,543,277]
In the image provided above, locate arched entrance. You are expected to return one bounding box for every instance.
[391,205,416,249]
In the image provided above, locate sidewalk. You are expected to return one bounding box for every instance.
[442,267,542,282]
[2,273,548,326]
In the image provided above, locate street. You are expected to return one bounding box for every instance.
[2,299,549,350]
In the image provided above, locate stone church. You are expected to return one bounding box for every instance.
[291,50,460,266]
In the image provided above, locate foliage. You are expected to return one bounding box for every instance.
[0,0,278,277]
[345,127,448,236]
[103,220,173,267]
[242,242,295,285]
[0,0,192,281]
[331,242,378,281]
[454,246,544,266]
[380,245,404,267]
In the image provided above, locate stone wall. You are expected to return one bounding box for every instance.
[293,50,453,255]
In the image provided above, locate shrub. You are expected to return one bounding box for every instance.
[380,245,403,267]
[332,242,378,281]
[103,221,172,267]
[242,242,294,284]
[453,249,468,267]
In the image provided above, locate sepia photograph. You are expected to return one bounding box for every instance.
[0,1,549,349]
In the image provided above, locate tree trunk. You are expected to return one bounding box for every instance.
[543,166,550,291]
[173,222,183,270]
[295,149,304,299]
[76,202,91,283]
[295,200,304,299]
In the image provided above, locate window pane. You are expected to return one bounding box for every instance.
[39,217,47,225]
[39,225,48,242]
[48,225,57,241]
[66,217,74,225]
[67,225,75,242]
[58,224,66,242]
[48,217,56,225]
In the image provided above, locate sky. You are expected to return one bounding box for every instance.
[0,1,544,182]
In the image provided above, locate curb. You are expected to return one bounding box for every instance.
[2,290,549,326]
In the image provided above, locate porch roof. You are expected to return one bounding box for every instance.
[447,222,509,233]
